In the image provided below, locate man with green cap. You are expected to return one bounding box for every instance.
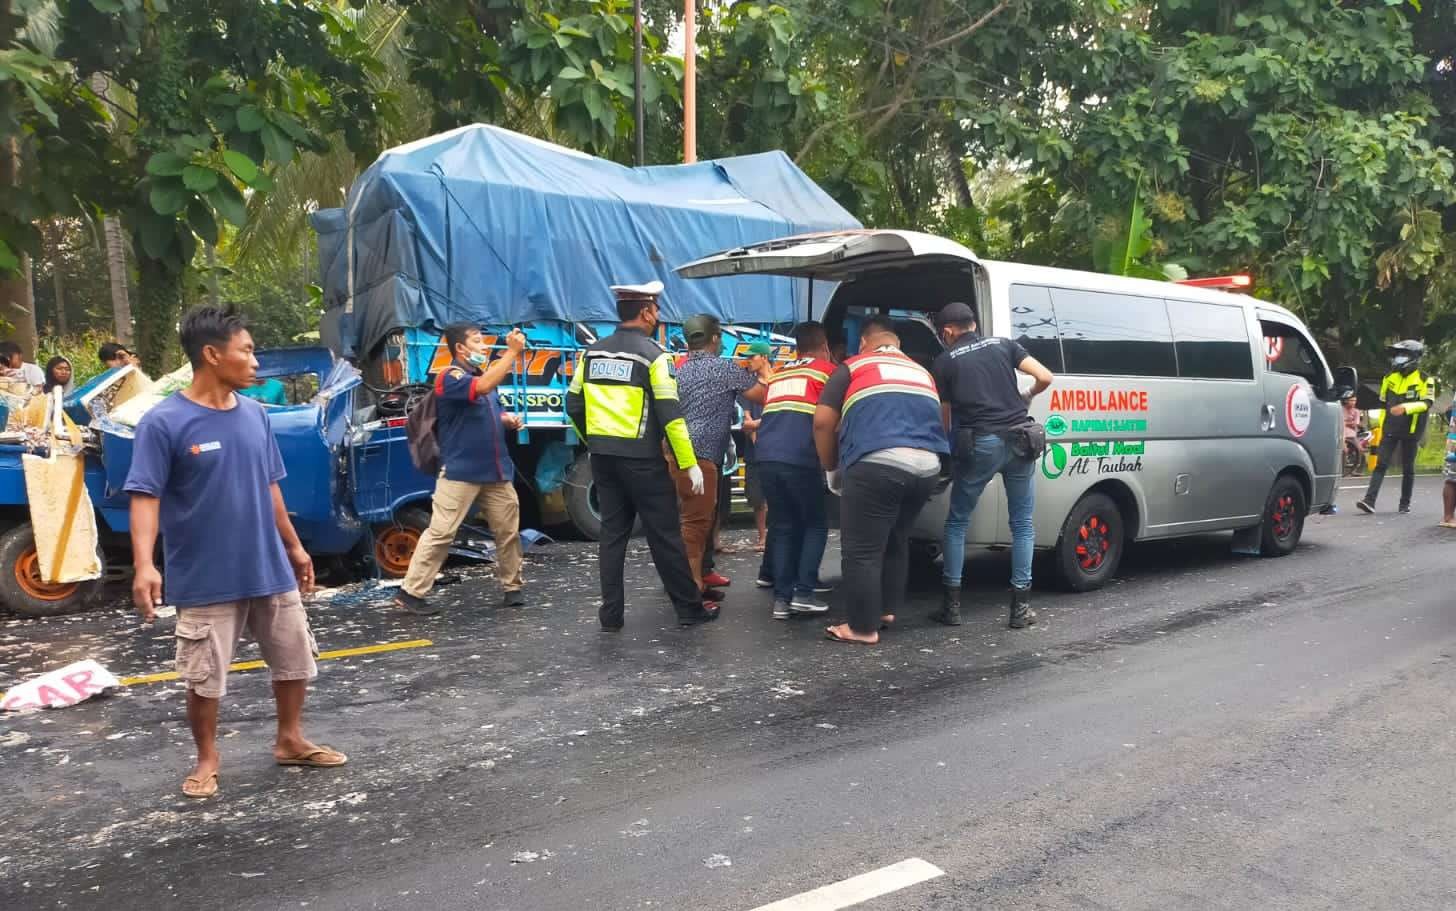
[672,315,772,600]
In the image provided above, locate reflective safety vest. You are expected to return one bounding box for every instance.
[1379,368,1435,436]
[837,347,950,469]
[565,327,697,468]
[755,357,835,468]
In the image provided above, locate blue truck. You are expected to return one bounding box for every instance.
[312,124,859,546]
[0,126,858,618]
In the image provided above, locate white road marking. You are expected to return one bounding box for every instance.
[748,858,945,911]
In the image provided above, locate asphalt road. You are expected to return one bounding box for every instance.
[2,477,1453,910]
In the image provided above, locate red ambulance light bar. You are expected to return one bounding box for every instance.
[1176,274,1253,290]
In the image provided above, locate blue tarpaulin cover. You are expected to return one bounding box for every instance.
[313,125,859,359]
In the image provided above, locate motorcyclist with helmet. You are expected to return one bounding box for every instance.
[1356,340,1435,515]
[1341,389,1367,475]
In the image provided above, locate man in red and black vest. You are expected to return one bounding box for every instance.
[814,316,950,645]
[755,321,836,620]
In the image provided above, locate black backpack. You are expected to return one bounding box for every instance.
[404,385,441,476]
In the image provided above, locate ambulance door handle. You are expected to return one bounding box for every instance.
[1260,404,1276,432]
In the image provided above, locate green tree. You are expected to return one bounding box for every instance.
[36,0,387,369]
[988,0,1454,361]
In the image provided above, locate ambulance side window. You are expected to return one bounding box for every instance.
[1260,320,1328,394]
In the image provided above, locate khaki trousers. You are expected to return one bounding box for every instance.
[402,476,523,599]
[666,456,719,590]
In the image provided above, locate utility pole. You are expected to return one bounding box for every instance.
[633,0,645,166]
[683,0,696,163]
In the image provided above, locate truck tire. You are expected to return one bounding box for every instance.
[373,507,431,578]
[1258,475,1306,557]
[0,524,106,618]
[1054,492,1124,592]
[563,454,604,541]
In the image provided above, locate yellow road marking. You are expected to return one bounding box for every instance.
[118,638,434,687]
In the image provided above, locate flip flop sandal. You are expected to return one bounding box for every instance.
[276,747,349,768]
[1440,521,1456,529]
[182,772,218,799]
[824,626,876,645]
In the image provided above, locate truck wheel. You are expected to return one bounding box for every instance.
[563,454,604,541]
[0,524,106,618]
[1259,475,1306,557]
[373,507,431,578]
[1054,492,1124,592]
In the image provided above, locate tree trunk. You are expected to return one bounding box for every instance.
[945,120,974,209]
[104,217,133,345]
[52,248,67,335]
[45,219,68,333]
[205,244,219,306]
[91,74,134,347]
[0,138,38,357]
[135,254,181,374]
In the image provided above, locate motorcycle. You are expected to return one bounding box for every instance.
[1343,430,1373,477]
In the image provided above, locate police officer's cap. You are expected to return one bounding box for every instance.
[934,301,978,327]
[683,314,721,345]
[611,281,664,301]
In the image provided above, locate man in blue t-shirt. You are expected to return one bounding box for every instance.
[395,323,528,616]
[126,306,346,800]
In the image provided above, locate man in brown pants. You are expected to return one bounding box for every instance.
[395,323,529,615]
[669,315,770,600]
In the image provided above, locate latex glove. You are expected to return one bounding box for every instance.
[825,470,842,495]
[687,463,706,496]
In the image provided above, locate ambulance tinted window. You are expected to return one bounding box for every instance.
[1168,301,1254,380]
[1050,289,1177,377]
[1009,284,1063,373]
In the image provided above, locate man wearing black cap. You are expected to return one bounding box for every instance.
[931,301,1054,629]
[672,314,771,600]
[565,282,718,629]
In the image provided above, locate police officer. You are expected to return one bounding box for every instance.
[930,302,1054,629]
[565,282,719,630]
[1357,339,1435,515]
[814,316,950,646]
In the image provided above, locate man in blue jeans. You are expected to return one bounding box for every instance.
[930,302,1054,629]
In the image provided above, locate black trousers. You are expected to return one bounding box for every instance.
[839,460,939,634]
[1365,432,1419,509]
[593,454,701,626]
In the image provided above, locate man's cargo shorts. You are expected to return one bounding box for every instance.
[173,590,319,698]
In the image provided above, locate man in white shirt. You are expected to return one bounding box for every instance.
[0,341,45,391]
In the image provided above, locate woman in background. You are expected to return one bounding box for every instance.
[43,356,74,396]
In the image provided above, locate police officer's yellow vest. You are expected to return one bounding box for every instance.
[565,327,696,468]
[1379,368,1435,436]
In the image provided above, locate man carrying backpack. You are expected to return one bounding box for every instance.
[395,324,528,616]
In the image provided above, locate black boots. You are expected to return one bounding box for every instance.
[1009,586,1035,629]
[931,585,962,626]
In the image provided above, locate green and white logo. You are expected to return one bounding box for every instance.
[1042,442,1068,479]
[1045,415,1068,436]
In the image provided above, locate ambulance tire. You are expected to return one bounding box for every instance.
[1053,493,1124,592]
[1258,475,1306,558]
[0,523,106,619]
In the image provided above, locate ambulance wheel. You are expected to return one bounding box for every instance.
[373,507,431,578]
[0,524,106,618]
[1054,493,1123,592]
[564,454,604,541]
[1259,475,1306,557]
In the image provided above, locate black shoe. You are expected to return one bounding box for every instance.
[755,576,774,589]
[813,579,835,594]
[1356,499,1375,514]
[1398,504,1412,515]
[394,591,440,616]
[600,623,623,633]
[1009,586,1036,629]
[930,586,962,626]
[502,589,526,608]
[677,604,721,626]
[701,587,726,602]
